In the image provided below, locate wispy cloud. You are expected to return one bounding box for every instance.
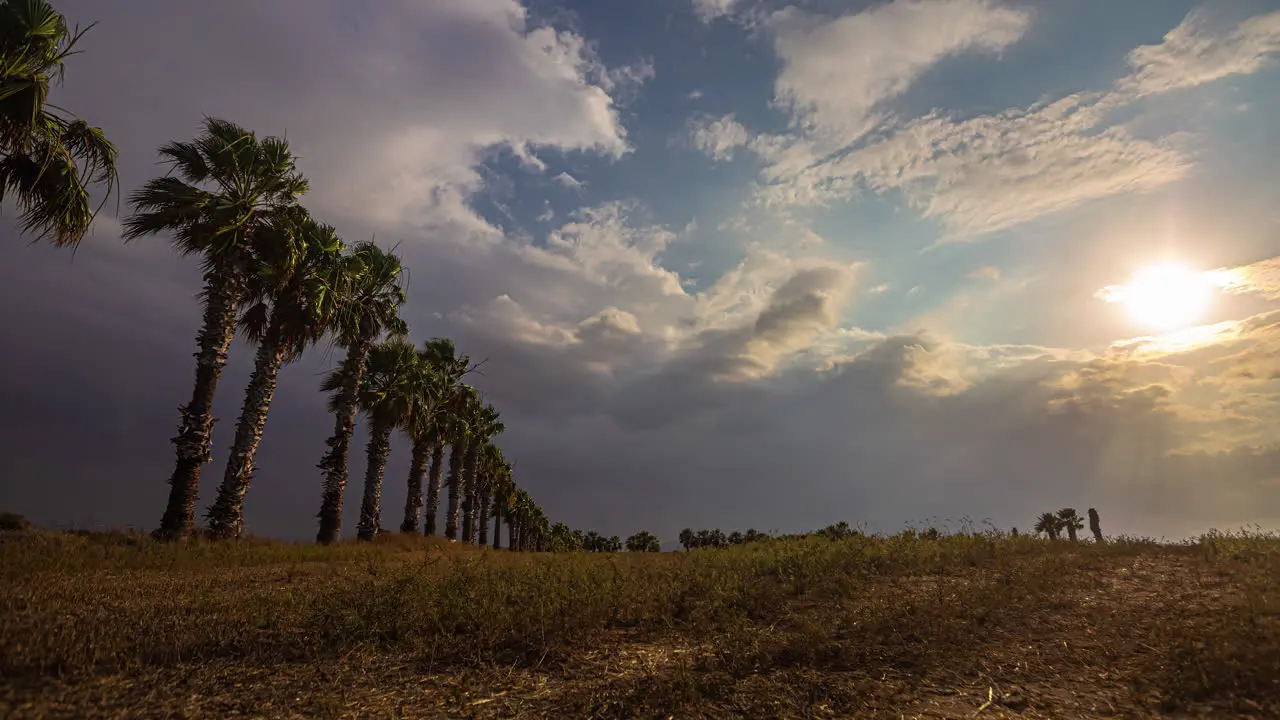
[1120,7,1280,97]
[700,3,1280,239]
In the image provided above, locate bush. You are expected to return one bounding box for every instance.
[0,512,30,532]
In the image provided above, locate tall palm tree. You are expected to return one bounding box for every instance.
[400,338,469,534]
[324,340,423,541]
[1057,508,1084,543]
[463,404,503,544]
[0,0,117,247]
[206,213,350,539]
[124,118,307,541]
[314,241,406,545]
[443,388,479,540]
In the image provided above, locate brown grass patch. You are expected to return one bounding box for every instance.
[1,527,1277,718]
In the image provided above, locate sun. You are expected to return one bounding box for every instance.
[1099,263,1215,332]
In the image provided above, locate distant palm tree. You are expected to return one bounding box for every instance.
[626,531,660,552]
[123,118,307,541]
[1034,512,1062,540]
[1057,508,1084,543]
[510,488,533,551]
[327,339,424,541]
[0,0,117,247]
[443,387,479,540]
[423,374,472,537]
[490,461,514,550]
[206,213,349,539]
[475,443,504,546]
[1088,508,1104,543]
[315,242,406,545]
[401,338,469,534]
[462,404,503,544]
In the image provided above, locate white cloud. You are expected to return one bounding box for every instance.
[1120,8,1280,97]
[553,172,586,190]
[693,0,741,23]
[768,0,1030,145]
[688,113,750,161]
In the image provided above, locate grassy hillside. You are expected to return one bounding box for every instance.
[1,526,1277,718]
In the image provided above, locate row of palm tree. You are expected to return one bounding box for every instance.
[0,0,565,546]
[120,117,565,547]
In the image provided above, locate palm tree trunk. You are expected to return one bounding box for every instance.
[423,441,445,536]
[462,441,482,543]
[316,336,372,545]
[508,516,519,551]
[155,271,243,541]
[400,437,430,533]
[461,495,473,544]
[206,325,289,540]
[477,483,491,546]
[356,419,394,542]
[492,498,503,550]
[444,440,466,540]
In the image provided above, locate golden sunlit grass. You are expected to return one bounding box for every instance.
[2,525,1278,718]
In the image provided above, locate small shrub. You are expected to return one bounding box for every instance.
[0,512,30,531]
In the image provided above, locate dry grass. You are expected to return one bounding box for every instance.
[1,526,1277,718]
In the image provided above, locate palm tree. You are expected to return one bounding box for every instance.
[401,338,469,534]
[0,0,117,247]
[315,242,406,544]
[205,213,349,539]
[532,507,549,552]
[509,488,533,551]
[124,118,307,541]
[1034,512,1062,540]
[442,387,480,540]
[475,443,504,546]
[1088,508,1104,543]
[424,376,472,537]
[462,404,503,544]
[626,531,660,552]
[324,340,424,541]
[1057,508,1084,543]
[490,461,513,550]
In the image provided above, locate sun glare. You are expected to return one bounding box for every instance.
[1098,263,1216,332]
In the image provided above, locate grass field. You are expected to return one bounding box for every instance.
[2,526,1278,718]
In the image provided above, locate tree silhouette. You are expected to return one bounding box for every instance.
[1057,508,1084,542]
[1088,508,1104,543]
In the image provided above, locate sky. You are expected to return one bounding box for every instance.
[2,0,1280,545]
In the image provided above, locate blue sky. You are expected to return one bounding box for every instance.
[2,0,1280,543]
